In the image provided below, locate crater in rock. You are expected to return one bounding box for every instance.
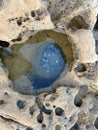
[0,30,74,95]
[93,15,98,55]
[67,15,89,30]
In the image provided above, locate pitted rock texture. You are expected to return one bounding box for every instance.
[45,0,98,29]
[0,0,53,43]
[0,0,98,130]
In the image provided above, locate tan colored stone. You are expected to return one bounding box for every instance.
[0,0,97,130]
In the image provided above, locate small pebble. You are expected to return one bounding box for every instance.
[17,100,25,109]
[74,94,83,107]
[37,112,43,123]
[55,107,64,116]
[0,100,4,105]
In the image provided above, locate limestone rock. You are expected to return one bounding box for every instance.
[0,0,97,130]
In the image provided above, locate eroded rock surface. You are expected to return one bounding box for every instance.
[0,0,98,130]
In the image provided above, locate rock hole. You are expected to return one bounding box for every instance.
[4,92,8,95]
[17,19,22,26]
[31,10,35,17]
[94,15,98,30]
[95,41,98,54]
[0,100,4,105]
[78,85,88,98]
[37,111,43,123]
[16,100,25,109]
[45,103,50,107]
[11,34,22,42]
[55,125,61,130]
[95,91,98,97]
[95,61,98,68]
[67,15,89,30]
[94,117,98,129]
[0,30,74,95]
[53,105,56,108]
[74,94,83,107]
[29,106,34,115]
[75,63,87,72]
[70,123,79,130]
[0,40,10,47]
[26,127,33,130]
[42,124,46,129]
[93,15,98,55]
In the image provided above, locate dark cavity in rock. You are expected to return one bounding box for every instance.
[29,106,34,115]
[0,100,4,105]
[55,107,64,116]
[94,15,98,30]
[75,63,87,72]
[70,123,79,130]
[17,19,22,26]
[31,11,35,17]
[96,41,98,54]
[0,40,10,47]
[17,100,25,109]
[74,94,83,107]
[42,124,46,129]
[26,127,33,130]
[36,97,52,114]
[55,125,61,130]
[67,15,89,30]
[37,111,43,123]
[94,117,98,129]
[11,34,22,42]
[78,85,88,98]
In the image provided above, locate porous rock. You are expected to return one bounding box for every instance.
[0,0,98,130]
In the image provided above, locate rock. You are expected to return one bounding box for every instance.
[0,0,97,130]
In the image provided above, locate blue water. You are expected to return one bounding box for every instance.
[30,42,66,89]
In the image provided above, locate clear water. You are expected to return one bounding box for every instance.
[29,42,66,89]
